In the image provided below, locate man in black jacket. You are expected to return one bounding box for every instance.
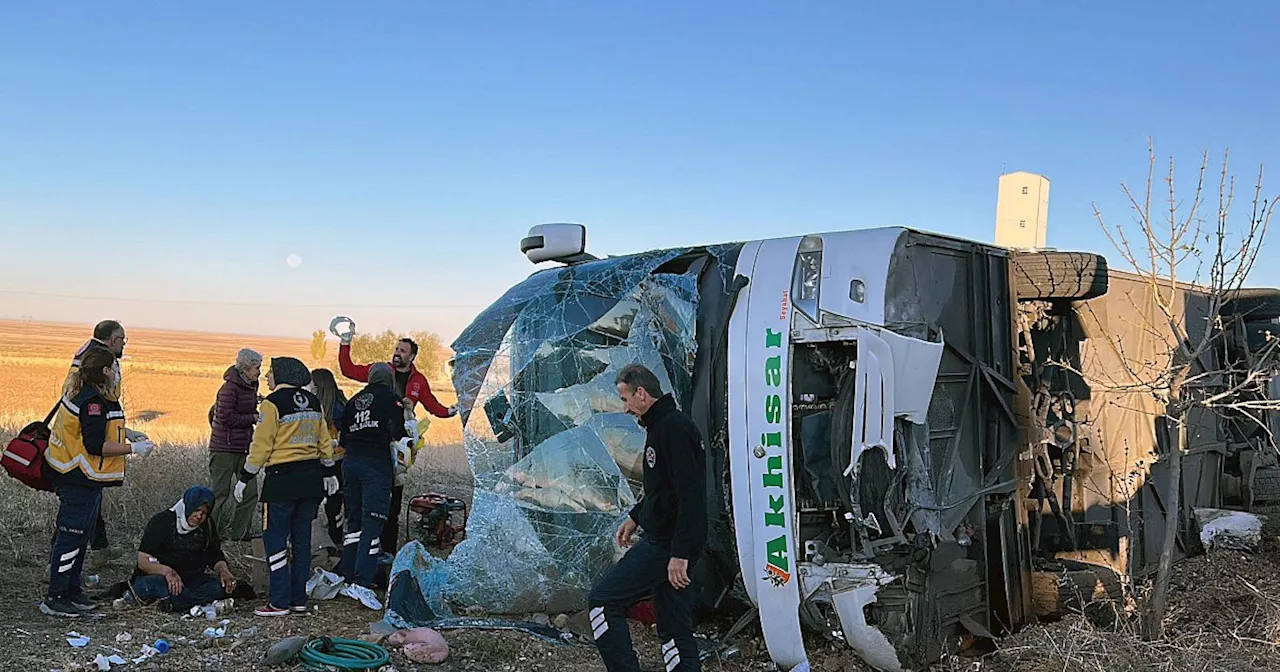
[336,363,407,611]
[589,363,707,672]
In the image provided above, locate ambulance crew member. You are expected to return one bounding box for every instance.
[336,323,456,559]
[335,363,407,610]
[310,368,348,549]
[42,347,156,618]
[233,357,337,617]
[62,319,146,560]
[589,364,707,672]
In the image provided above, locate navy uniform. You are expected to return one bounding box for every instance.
[237,358,333,616]
[589,393,708,672]
[337,365,407,598]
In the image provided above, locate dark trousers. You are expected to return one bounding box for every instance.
[588,540,700,672]
[133,573,226,611]
[48,484,103,599]
[338,455,392,587]
[380,483,405,559]
[263,498,320,608]
[91,512,109,550]
[323,465,345,549]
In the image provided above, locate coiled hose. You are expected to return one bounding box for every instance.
[297,636,390,671]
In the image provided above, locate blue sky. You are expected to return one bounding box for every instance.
[1,2,1277,343]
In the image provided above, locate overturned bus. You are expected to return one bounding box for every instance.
[414,223,1271,671]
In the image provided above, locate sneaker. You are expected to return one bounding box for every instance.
[40,597,81,618]
[254,604,290,617]
[66,593,97,612]
[339,583,383,611]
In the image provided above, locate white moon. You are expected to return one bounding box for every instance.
[286,253,303,268]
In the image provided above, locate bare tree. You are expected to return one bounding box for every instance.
[1086,140,1279,639]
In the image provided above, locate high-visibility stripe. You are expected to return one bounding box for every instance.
[60,549,80,562]
[2,450,32,467]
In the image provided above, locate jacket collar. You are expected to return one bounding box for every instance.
[639,393,677,428]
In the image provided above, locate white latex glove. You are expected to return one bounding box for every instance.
[233,480,247,503]
[323,475,340,496]
[446,405,458,418]
[130,440,155,457]
[393,438,413,469]
[125,428,149,442]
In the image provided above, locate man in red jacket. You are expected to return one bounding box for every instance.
[337,328,456,564]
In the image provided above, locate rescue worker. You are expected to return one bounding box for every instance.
[336,322,456,560]
[232,357,337,617]
[336,363,407,610]
[588,364,707,672]
[310,368,348,549]
[61,319,147,563]
[41,347,156,617]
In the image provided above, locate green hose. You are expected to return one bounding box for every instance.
[297,636,390,671]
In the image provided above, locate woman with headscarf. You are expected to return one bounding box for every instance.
[233,356,336,617]
[310,368,348,549]
[41,347,155,618]
[335,363,407,610]
[129,486,238,612]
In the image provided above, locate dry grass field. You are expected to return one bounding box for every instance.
[4,321,1280,671]
[0,319,464,448]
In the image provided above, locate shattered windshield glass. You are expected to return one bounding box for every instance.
[400,249,706,616]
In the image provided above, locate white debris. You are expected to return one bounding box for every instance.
[66,632,90,648]
[1195,507,1265,552]
[115,633,132,644]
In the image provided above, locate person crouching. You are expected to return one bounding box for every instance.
[336,363,407,610]
[41,347,156,617]
[130,486,240,612]
[233,357,337,617]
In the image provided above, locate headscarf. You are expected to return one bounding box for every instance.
[270,356,312,387]
[172,486,215,535]
[368,362,395,390]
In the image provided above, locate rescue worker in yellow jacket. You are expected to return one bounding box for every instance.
[61,319,145,562]
[232,357,336,617]
[42,347,156,618]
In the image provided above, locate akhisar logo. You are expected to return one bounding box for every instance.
[760,327,791,587]
[293,392,311,410]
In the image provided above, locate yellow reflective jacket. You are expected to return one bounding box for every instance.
[245,386,334,502]
[45,388,127,488]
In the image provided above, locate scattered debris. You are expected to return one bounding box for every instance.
[263,635,308,666]
[306,567,344,600]
[1195,507,1265,552]
[387,627,449,664]
[66,632,90,648]
[91,653,126,670]
[114,633,132,645]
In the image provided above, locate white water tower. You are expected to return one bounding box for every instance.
[995,171,1050,250]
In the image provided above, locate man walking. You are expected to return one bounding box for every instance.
[336,324,456,561]
[62,320,146,564]
[589,364,707,672]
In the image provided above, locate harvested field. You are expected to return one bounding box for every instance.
[2,321,1279,671]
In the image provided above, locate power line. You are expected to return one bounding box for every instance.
[0,289,485,310]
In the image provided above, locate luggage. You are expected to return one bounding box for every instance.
[2,402,59,492]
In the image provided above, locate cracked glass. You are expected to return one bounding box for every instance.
[399,248,708,615]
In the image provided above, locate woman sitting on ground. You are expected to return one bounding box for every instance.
[129,486,240,612]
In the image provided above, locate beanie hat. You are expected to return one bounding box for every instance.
[270,356,312,387]
[368,362,395,390]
